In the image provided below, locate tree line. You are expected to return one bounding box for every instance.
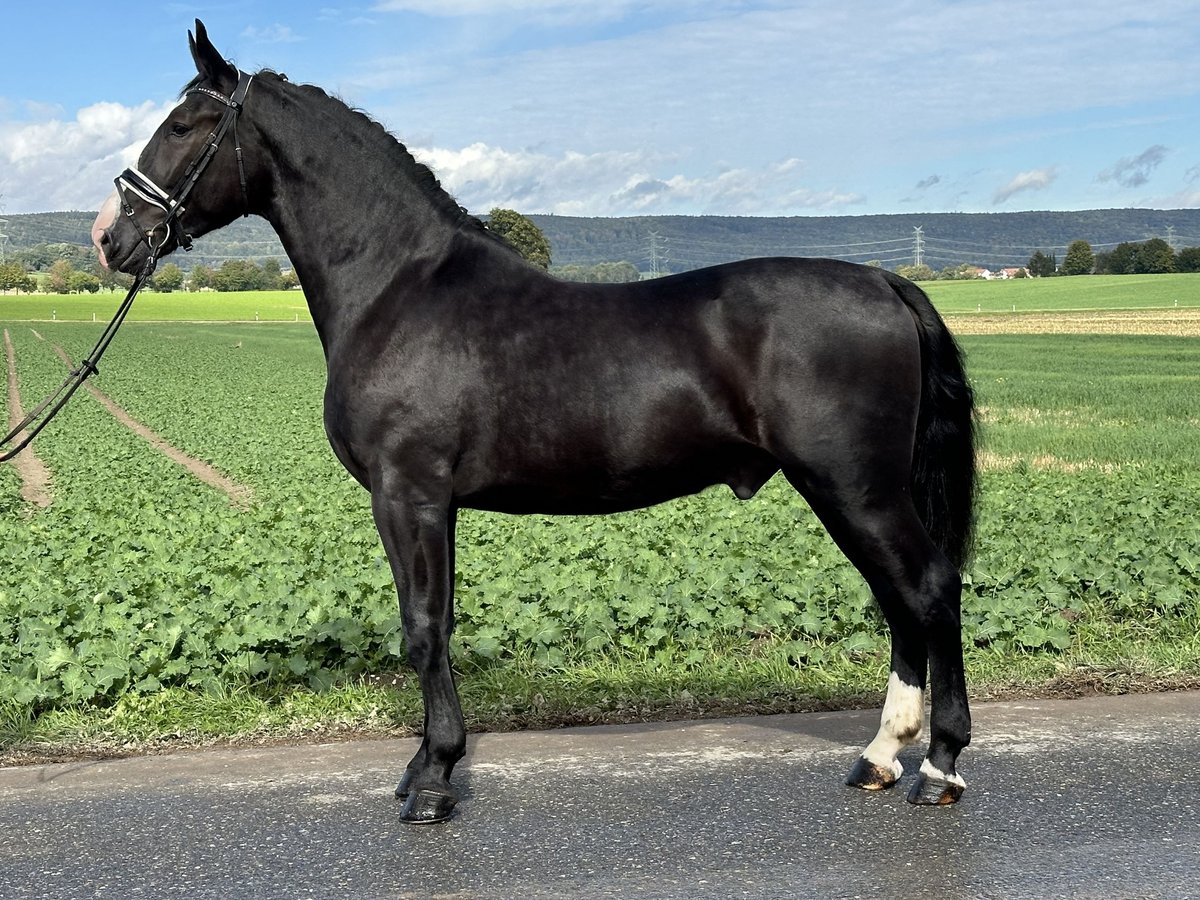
[1030,238,1200,277]
[6,215,1197,295]
[0,255,300,294]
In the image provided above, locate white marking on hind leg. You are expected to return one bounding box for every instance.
[860,671,924,778]
[920,757,966,789]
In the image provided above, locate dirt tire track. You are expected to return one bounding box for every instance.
[49,343,254,508]
[3,329,53,508]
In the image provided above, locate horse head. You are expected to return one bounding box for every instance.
[92,20,256,275]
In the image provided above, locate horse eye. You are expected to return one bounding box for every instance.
[170,123,192,138]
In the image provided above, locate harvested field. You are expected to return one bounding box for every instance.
[945,307,1200,336]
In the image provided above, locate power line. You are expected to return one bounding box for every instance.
[667,235,909,252]
[646,231,668,277]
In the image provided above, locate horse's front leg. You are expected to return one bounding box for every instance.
[371,483,464,824]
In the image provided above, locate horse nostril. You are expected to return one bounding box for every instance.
[94,229,120,270]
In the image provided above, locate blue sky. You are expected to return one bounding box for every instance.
[1,1,1198,217]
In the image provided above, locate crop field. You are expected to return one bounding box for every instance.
[0,290,310,323]
[924,273,1200,314]
[1,275,1199,742]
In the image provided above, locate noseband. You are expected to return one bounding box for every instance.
[116,69,254,256]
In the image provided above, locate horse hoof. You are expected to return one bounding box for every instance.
[399,788,457,824]
[906,772,965,806]
[845,756,901,791]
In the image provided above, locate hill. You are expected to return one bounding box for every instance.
[3,208,1199,274]
[528,209,1200,271]
[0,211,287,272]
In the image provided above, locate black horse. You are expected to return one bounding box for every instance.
[93,22,977,824]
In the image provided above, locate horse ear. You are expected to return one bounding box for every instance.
[188,19,237,92]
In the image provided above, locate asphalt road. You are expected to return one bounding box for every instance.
[1,691,1197,899]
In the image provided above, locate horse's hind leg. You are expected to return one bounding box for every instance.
[785,468,971,805]
[845,607,926,791]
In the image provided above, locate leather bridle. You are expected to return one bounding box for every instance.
[116,70,254,255]
[0,71,254,463]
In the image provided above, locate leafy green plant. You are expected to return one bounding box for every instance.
[0,324,1198,717]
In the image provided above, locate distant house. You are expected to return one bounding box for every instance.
[973,266,1026,280]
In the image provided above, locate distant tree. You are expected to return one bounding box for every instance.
[553,264,592,283]
[553,261,643,283]
[154,263,185,292]
[17,242,95,273]
[213,259,268,291]
[280,268,300,290]
[1175,246,1200,273]
[1061,240,1095,276]
[1103,242,1138,274]
[596,261,641,283]
[488,208,551,269]
[937,263,983,281]
[190,264,215,290]
[0,261,36,293]
[1027,250,1056,277]
[95,263,132,292]
[1137,238,1176,274]
[66,270,100,294]
[46,259,74,293]
[259,257,284,290]
[895,263,936,282]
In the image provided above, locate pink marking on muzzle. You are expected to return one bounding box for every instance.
[92,191,120,270]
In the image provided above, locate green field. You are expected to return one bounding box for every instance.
[2,272,1198,324]
[1,281,1199,753]
[0,290,310,322]
[924,273,1200,313]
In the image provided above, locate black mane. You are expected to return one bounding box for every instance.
[180,68,509,248]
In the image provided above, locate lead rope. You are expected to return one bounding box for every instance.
[0,252,159,462]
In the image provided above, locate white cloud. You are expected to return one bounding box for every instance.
[1150,188,1200,209]
[375,0,569,10]
[0,100,172,213]
[414,143,861,215]
[374,0,640,15]
[993,167,1058,206]
[241,24,304,44]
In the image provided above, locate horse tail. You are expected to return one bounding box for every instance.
[883,271,978,570]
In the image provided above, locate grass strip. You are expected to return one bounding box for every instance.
[4,616,1197,766]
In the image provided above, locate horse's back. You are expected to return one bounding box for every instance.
[445,257,925,512]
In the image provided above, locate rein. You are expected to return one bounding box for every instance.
[0,71,253,463]
[0,254,157,462]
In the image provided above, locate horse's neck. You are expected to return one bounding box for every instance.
[253,82,480,343]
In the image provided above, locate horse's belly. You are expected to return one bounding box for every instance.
[457,445,778,515]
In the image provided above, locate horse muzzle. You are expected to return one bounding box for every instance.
[91,183,176,275]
